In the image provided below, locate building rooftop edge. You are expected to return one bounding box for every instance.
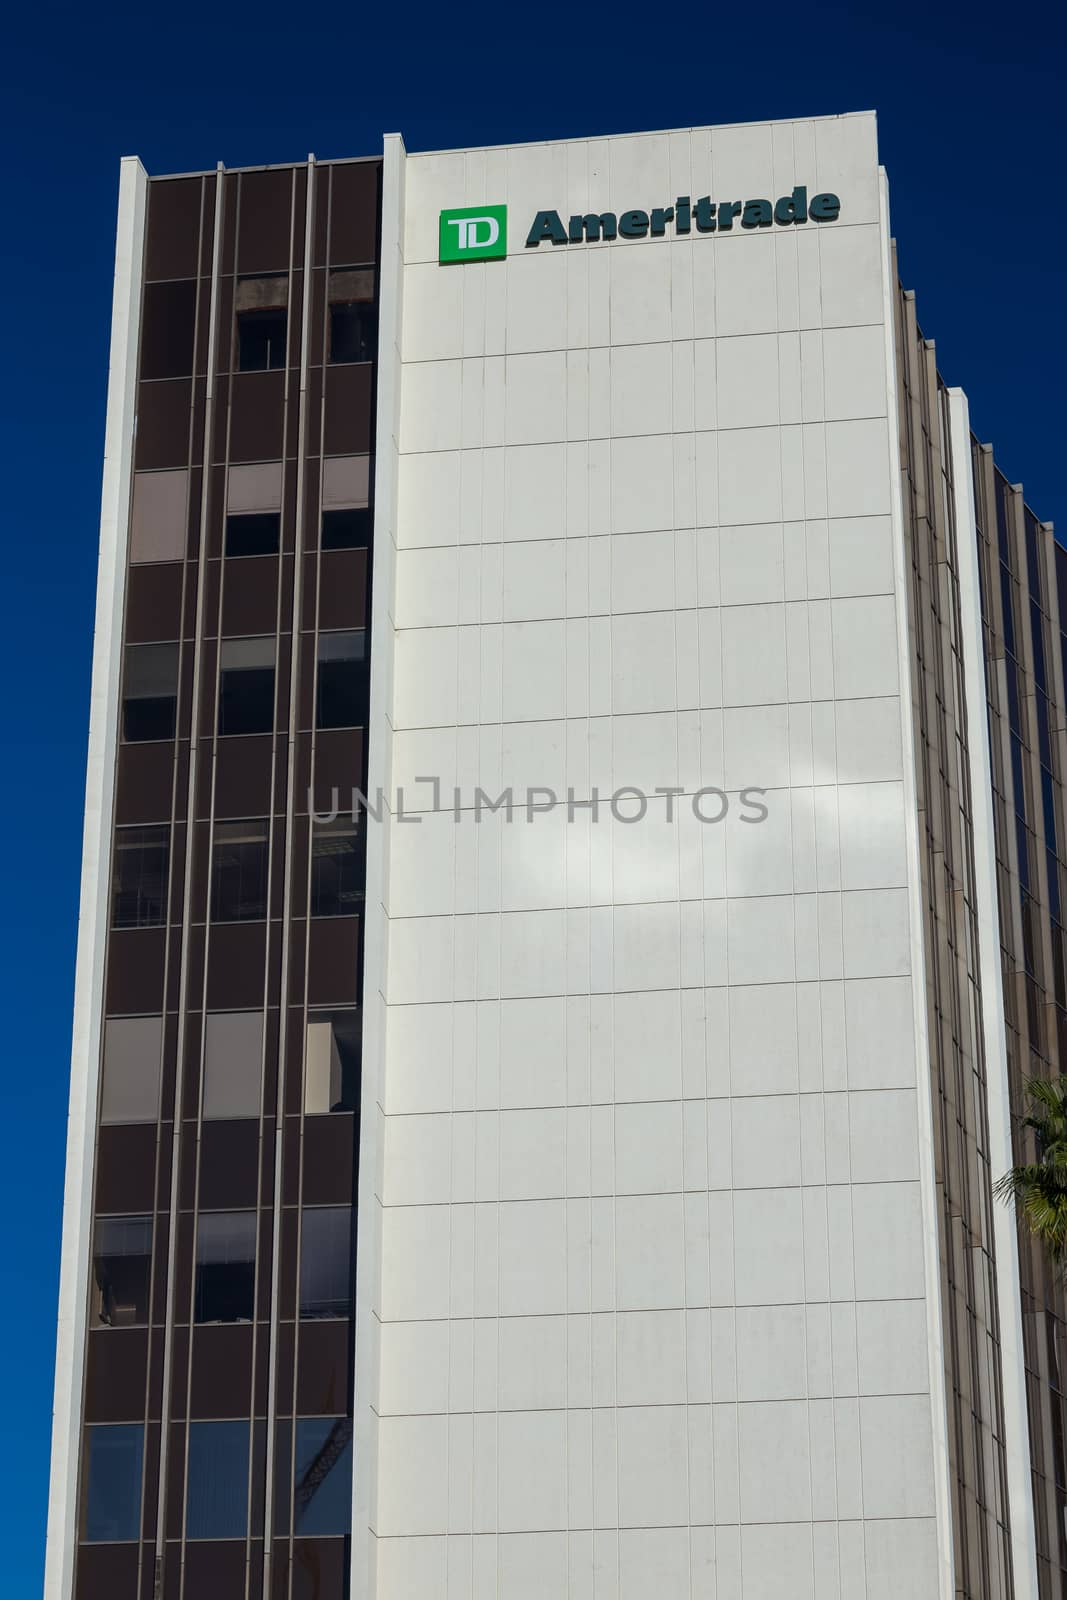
[135,109,878,183]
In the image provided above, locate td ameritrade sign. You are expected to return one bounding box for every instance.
[438,185,840,263]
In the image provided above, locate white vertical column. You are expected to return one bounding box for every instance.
[351,130,407,1600]
[44,154,148,1600]
[948,385,1039,1598]
[878,163,958,1599]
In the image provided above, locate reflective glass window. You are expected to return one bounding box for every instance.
[92,1215,152,1328]
[82,1424,144,1542]
[299,1206,353,1320]
[112,825,169,928]
[194,1211,256,1324]
[186,1420,250,1538]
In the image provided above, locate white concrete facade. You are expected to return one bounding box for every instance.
[358,112,954,1597]
[45,155,148,1600]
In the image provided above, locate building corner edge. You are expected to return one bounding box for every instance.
[43,154,148,1600]
[350,129,407,1600]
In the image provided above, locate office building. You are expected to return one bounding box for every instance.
[45,111,1065,1598]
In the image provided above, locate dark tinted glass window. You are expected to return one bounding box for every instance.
[294,1417,353,1536]
[123,643,179,741]
[92,1216,152,1327]
[310,821,364,917]
[321,508,371,550]
[225,512,280,558]
[237,308,286,372]
[211,819,269,922]
[112,825,170,928]
[305,1010,360,1114]
[82,1423,144,1541]
[218,637,275,735]
[299,1206,354,1319]
[316,631,367,730]
[329,301,375,364]
[186,1420,250,1538]
[194,1210,257,1323]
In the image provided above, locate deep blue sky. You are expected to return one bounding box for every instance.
[2,0,1062,1588]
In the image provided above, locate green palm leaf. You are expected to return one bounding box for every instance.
[996,1077,1067,1267]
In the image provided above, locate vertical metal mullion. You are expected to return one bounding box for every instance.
[152,161,225,1600]
[137,170,210,1600]
[241,162,301,1595]
[263,153,316,1596]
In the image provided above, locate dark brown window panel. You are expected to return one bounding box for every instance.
[328,161,380,263]
[85,1329,149,1423]
[140,280,198,381]
[115,744,175,827]
[228,370,286,461]
[206,922,268,1010]
[318,549,368,630]
[323,363,372,456]
[189,1324,255,1418]
[296,1321,352,1415]
[237,169,295,275]
[220,554,279,638]
[182,1538,249,1594]
[134,379,192,471]
[144,177,204,282]
[105,927,166,1014]
[198,1119,261,1210]
[302,1115,357,1207]
[124,563,184,644]
[94,1125,157,1215]
[76,1543,138,1598]
[214,735,274,820]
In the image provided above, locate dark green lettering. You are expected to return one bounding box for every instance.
[526,210,567,247]
[571,212,618,243]
[650,206,675,236]
[717,200,742,230]
[619,209,649,238]
[810,192,841,222]
[741,199,773,229]
[774,185,808,225]
[694,196,716,233]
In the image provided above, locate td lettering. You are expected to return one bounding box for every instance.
[438,204,508,264]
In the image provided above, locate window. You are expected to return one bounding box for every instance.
[101,1015,163,1124]
[321,508,371,550]
[92,1216,152,1327]
[329,301,375,364]
[237,308,286,372]
[218,636,275,735]
[81,1423,144,1542]
[112,825,169,928]
[123,643,179,742]
[225,511,280,558]
[203,1011,263,1118]
[211,820,269,922]
[194,1210,256,1323]
[130,469,188,564]
[305,1010,360,1114]
[186,1420,250,1539]
[316,631,367,730]
[327,267,375,366]
[299,1206,354,1319]
[310,820,364,917]
[293,1417,353,1536]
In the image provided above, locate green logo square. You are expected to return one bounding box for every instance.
[439,204,508,264]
